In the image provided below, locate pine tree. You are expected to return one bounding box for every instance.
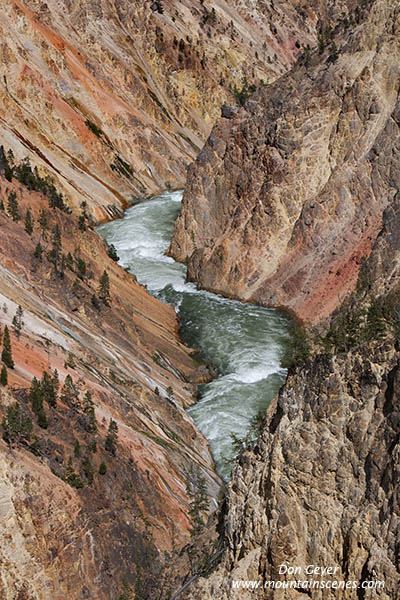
[47,224,62,270]
[12,305,23,338]
[0,365,7,386]
[40,370,58,407]
[99,270,111,305]
[74,439,81,458]
[37,407,48,429]
[60,374,80,407]
[0,198,4,211]
[105,418,118,455]
[65,456,84,488]
[24,208,34,235]
[82,456,94,484]
[2,403,32,447]
[1,326,14,369]
[7,192,20,222]
[99,461,107,475]
[66,252,74,270]
[78,215,86,231]
[34,241,43,261]
[38,209,49,239]
[29,376,43,414]
[185,465,210,537]
[83,390,97,432]
[76,257,86,281]
[91,294,100,310]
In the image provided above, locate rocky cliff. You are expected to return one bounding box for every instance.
[0,166,222,599]
[175,134,400,600]
[170,0,400,323]
[0,0,322,220]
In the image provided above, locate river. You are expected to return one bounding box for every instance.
[98,190,292,480]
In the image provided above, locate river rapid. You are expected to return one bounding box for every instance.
[98,191,292,480]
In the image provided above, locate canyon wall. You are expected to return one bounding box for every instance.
[0,171,222,599]
[170,0,400,323]
[176,139,400,600]
[0,0,324,220]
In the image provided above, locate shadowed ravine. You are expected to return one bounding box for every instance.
[98,191,292,480]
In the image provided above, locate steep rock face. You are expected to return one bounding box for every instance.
[0,0,320,219]
[0,174,221,599]
[182,345,400,599]
[170,0,400,323]
[177,153,400,600]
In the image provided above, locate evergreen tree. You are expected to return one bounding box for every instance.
[47,224,62,269]
[0,365,7,386]
[29,376,43,414]
[83,390,97,432]
[105,418,118,455]
[60,374,80,407]
[99,270,111,305]
[40,370,58,407]
[74,439,81,458]
[65,456,84,488]
[99,461,107,475]
[7,192,20,222]
[1,326,14,369]
[38,209,49,239]
[91,294,100,311]
[34,241,43,261]
[12,305,23,338]
[185,465,210,538]
[66,252,74,270]
[37,407,48,429]
[76,257,87,281]
[2,403,32,447]
[82,456,94,484]
[24,208,34,235]
[78,215,86,231]
[0,198,4,211]
[0,146,13,181]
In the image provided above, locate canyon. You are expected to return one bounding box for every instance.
[170,0,400,323]
[0,0,321,221]
[178,176,400,600]
[0,0,321,597]
[0,0,400,598]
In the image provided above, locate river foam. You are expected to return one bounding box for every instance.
[98,191,292,480]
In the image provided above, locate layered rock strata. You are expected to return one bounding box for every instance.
[170,0,400,323]
[0,173,221,599]
[0,0,322,219]
[175,136,400,600]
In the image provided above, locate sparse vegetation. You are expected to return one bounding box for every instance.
[12,305,23,339]
[85,119,103,139]
[111,155,134,178]
[24,208,34,235]
[2,402,33,448]
[185,465,209,538]
[7,191,20,222]
[99,270,111,305]
[105,418,118,455]
[1,326,14,369]
[233,81,257,106]
[0,365,7,386]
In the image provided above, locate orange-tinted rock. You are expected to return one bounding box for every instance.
[0,176,220,598]
[0,0,319,221]
[170,0,400,324]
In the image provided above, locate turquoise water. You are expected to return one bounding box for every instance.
[98,191,292,480]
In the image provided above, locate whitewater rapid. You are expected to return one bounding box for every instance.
[98,191,292,480]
